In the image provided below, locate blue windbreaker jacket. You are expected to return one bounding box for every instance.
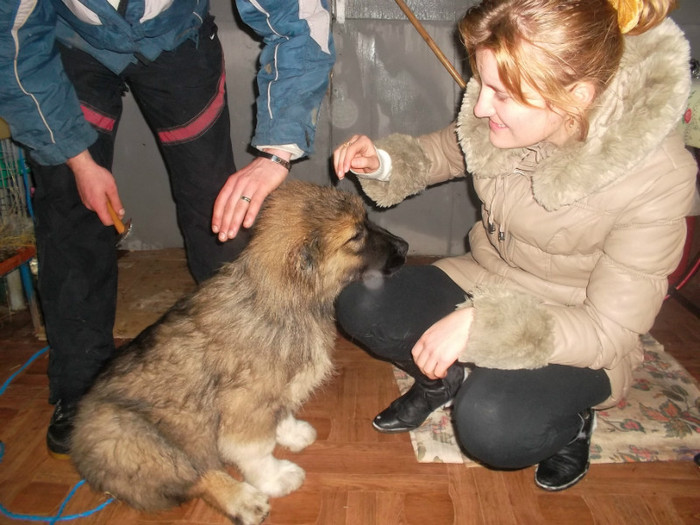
[0,0,335,165]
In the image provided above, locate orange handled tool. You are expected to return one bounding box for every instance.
[106,200,132,244]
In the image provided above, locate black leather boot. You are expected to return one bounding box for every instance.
[372,361,465,433]
[46,399,78,459]
[535,408,595,491]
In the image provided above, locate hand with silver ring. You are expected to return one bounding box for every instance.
[211,148,291,242]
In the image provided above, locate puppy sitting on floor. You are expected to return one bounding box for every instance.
[70,181,408,525]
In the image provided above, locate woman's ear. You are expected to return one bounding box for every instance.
[571,81,596,110]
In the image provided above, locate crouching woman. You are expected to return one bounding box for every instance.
[333,0,697,491]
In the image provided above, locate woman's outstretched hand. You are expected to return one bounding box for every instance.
[333,134,380,179]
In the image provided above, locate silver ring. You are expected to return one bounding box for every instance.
[240,195,251,203]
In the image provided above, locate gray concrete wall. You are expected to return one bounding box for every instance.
[113,0,700,255]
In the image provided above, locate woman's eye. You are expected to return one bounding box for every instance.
[496,91,510,101]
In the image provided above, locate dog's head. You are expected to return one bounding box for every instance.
[247,181,408,300]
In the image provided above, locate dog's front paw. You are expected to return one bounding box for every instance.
[224,482,270,525]
[251,459,305,497]
[276,415,316,452]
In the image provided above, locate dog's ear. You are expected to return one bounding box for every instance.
[296,232,321,275]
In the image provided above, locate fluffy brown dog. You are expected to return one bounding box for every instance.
[70,181,408,525]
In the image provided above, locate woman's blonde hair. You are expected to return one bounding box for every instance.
[459,0,677,140]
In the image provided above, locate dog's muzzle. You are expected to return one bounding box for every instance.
[365,220,409,275]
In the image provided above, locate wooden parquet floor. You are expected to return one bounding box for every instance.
[0,251,698,525]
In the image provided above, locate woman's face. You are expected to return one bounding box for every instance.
[473,48,570,149]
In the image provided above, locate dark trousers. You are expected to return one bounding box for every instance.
[30,16,246,404]
[336,265,611,469]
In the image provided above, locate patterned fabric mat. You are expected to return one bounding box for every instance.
[394,334,700,465]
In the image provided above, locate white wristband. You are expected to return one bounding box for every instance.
[351,148,392,182]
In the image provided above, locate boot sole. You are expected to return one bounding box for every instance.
[47,434,71,460]
[371,420,420,433]
[534,461,590,491]
[47,448,70,460]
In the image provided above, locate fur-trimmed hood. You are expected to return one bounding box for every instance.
[456,18,691,211]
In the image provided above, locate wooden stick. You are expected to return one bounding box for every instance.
[393,0,466,89]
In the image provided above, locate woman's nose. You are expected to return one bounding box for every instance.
[473,90,492,119]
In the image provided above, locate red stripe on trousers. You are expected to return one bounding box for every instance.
[157,69,226,144]
[81,105,116,133]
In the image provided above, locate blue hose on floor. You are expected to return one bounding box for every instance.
[0,346,114,522]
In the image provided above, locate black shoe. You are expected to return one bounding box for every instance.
[535,408,595,491]
[46,399,78,459]
[373,363,465,433]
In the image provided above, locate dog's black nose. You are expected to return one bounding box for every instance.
[365,220,409,275]
[383,236,408,274]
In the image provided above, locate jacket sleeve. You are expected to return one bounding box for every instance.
[236,0,335,159]
[0,0,96,165]
[357,122,467,207]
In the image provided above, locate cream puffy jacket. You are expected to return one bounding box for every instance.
[357,19,697,408]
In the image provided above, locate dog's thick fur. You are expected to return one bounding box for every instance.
[70,181,407,525]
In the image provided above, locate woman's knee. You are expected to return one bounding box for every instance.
[453,394,526,468]
[335,278,414,361]
[336,280,384,335]
[452,386,562,469]
[337,265,464,338]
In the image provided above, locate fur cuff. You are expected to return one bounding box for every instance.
[460,286,555,369]
[357,134,432,208]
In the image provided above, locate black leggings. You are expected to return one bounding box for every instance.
[336,265,611,469]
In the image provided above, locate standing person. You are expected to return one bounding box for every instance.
[333,0,696,491]
[0,0,334,458]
